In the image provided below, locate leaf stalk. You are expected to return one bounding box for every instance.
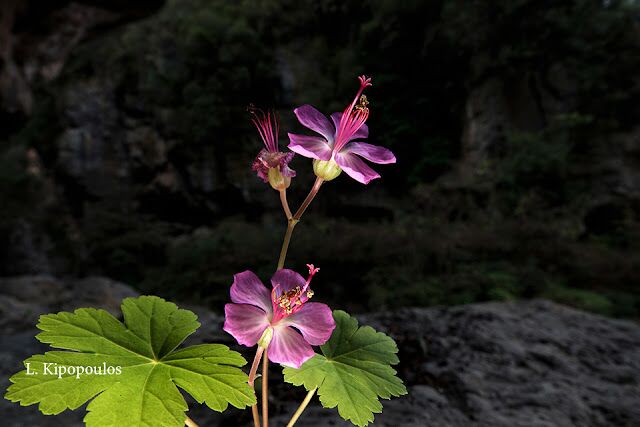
[285,388,317,427]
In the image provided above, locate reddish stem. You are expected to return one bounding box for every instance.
[248,346,265,427]
[262,349,269,427]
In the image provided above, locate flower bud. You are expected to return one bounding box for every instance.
[313,159,342,181]
[258,327,273,349]
[268,167,291,190]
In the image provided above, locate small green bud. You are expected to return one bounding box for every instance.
[258,327,273,349]
[313,159,342,181]
[268,167,291,190]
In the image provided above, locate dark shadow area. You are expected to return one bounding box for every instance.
[1,0,639,319]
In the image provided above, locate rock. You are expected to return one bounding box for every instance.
[1,278,639,427]
[125,126,167,170]
[447,73,563,189]
[0,276,66,309]
[0,275,138,315]
[1,220,51,276]
[454,78,509,185]
[0,0,163,124]
[276,300,640,427]
[63,276,139,315]
[353,301,640,427]
[593,126,640,203]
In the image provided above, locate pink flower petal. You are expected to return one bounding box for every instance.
[281,302,336,345]
[271,269,306,293]
[293,105,335,143]
[287,133,332,161]
[330,112,368,140]
[230,270,273,316]
[223,303,271,347]
[279,152,297,177]
[268,325,315,368]
[334,151,381,184]
[343,141,396,164]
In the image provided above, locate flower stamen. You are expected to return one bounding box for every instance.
[248,104,279,153]
[334,76,373,152]
[277,286,304,314]
[272,265,320,318]
[249,104,296,187]
[355,95,369,112]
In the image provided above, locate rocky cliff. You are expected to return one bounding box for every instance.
[0,0,164,124]
[2,276,639,426]
[1,1,639,318]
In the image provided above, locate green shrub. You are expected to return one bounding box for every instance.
[543,283,614,316]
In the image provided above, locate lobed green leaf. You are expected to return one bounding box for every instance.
[5,296,256,426]
[283,310,407,426]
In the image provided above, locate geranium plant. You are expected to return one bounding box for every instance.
[5,75,406,426]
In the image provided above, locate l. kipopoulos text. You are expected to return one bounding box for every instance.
[25,362,123,379]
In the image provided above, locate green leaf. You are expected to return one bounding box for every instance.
[5,296,255,426]
[283,310,407,426]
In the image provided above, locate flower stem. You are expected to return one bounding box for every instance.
[248,346,265,427]
[276,177,324,270]
[279,189,293,220]
[184,416,199,427]
[262,349,269,427]
[285,388,317,427]
[276,219,297,270]
[251,404,261,427]
[293,177,324,220]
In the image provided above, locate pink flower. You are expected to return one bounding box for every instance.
[223,265,336,368]
[287,75,396,184]
[249,106,296,185]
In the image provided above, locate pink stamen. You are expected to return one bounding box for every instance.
[334,76,372,152]
[248,105,279,152]
[271,285,280,305]
[270,264,320,323]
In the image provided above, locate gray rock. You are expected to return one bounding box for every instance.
[63,276,139,315]
[352,301,640,427]
[2,220,51,276]
[0,0,163,121]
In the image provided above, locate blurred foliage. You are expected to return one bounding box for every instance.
[140,219,279,304]
[0,98,58,221]
[1,0,640,317]
[497,113,595,209]
[542,282,614,315]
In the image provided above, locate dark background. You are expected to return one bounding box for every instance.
[1,0,639,318]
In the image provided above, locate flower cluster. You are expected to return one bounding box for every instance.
[232,75,396,365]
[225,74,399,426]
[250,75,395,186]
